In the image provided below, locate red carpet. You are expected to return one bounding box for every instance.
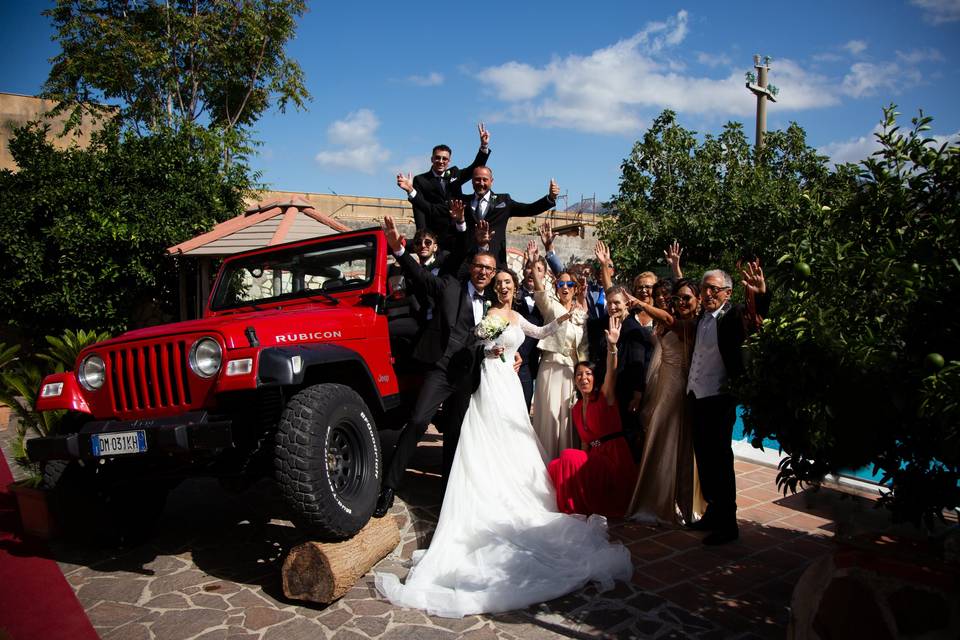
[0,454,98,640]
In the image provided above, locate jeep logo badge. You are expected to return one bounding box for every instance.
[275,331,343,343]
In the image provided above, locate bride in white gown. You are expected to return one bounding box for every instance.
[375,268,633,618]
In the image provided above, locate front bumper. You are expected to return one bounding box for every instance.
[26,411,234,462]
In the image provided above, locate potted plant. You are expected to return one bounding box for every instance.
[1,330,109,538]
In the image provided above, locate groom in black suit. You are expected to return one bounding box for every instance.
[686,263,769,545]
[407,123,491,248]
[374,212,497,517]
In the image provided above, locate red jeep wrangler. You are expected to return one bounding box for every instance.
[29,227,420,542]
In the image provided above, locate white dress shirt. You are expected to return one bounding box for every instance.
[474,193,491,219]
[467,282,485,325]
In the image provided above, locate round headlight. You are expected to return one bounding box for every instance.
[189,337,222,378]
[78,354,106,391]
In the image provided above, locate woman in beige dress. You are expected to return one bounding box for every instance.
[526,243,588,460]
[628,278,706,525]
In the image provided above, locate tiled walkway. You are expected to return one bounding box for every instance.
[2,418,880,639]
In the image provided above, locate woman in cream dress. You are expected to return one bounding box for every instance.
[527,244,588,460]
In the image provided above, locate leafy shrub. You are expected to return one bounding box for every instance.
[0,329,110,477]
[735,107,959,527]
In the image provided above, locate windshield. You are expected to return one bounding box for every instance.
[211,238,375,310]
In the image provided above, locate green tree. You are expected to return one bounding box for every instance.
[0,121,252,339]
[42,0,309,161]
[735,107,959,527]
[601,110,857,281]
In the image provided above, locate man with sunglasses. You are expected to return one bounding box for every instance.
[402,123,491,249]
[686,263,769,545]
[375,210,495,518]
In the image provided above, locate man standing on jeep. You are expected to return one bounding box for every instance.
[374,208,493,517]
[404,123,490,248]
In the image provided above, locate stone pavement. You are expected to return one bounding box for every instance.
[2,419,877,639]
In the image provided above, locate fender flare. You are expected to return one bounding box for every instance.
[256,344,398,411]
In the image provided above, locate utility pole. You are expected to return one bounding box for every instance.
[745,55,779,150]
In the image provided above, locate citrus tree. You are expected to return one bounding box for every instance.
[601,110,858,281]
[735,107,959,527]
[0,122,253,339]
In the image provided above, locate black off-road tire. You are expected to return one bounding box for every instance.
[275,383,382,540]
[41,460,170,546]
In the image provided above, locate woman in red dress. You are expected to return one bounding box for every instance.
[548,315,637,518]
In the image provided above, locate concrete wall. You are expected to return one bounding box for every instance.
[0,92,105,172]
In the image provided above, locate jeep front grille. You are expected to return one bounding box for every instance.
[107,341,193,412]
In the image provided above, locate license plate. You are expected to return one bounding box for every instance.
[91,430,147,457]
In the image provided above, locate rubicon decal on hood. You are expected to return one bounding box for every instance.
[275,330,343,343]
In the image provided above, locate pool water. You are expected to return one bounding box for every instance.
[732,410,886,485]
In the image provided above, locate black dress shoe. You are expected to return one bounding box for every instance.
[703,526,739,546]
[686,517,716,532]
[373,487,395,518]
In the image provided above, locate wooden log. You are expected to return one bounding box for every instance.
[282,516,401,604]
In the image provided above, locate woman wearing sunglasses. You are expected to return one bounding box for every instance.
[525,241,589,460]
[627,278,707,526]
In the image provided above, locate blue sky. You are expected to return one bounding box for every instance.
[2,1,959,206]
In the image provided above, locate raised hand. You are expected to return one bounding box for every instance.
[573,271,588,305]
[449,199,465,223]
[396,172,414,194]
[664,240,683,278]
[478,122,490,147]
[538,220,557,253]
[383,216,404,253]
[605,314,622,345]
[548,178,560,200]
[740,260,766,295]
[594,240,611,266]
[475,219,495,247]
[526,239,540,264]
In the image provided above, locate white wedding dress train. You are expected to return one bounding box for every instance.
[375,319,632,618]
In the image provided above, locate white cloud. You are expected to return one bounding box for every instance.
[820,125,960,166]
[840,48,942,98]
[843,40,868,55]
[696,51,732,67]
[841,62,906,98]
[477,11,837,135]
[895,48,944,64]
[911,0,960,24]
[407,72,444,87]
[395,155,424,179]
[933,131,960,147]
[315,109,390,173]
[819,125,884,165]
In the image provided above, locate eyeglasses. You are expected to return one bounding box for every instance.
[471,263,495,273]
[703,284,731,295]
[635,285,654,291]
[556,281,576,288]
[672,294,695,303]
[414,238,435,247]
[432,155,450,162]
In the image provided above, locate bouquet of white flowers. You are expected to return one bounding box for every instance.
[476,315,511,361]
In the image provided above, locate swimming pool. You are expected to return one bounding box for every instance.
[732,409,886,485]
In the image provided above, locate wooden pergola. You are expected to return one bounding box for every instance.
[166,195,352,319]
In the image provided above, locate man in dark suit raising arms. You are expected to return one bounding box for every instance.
[406,123,491,248]
[398,167,560,266]
[686,262,769,545]
[463,167,559,266]
[374,207,497,518]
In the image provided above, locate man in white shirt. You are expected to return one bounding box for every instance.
[686,263,768,545]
